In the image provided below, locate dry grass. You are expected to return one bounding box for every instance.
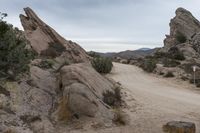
[57,96,71,122]
[4,129,16,133]
[113,109,128,126]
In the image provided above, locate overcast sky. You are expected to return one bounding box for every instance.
[1,0,200,52]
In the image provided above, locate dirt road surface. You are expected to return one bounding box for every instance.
[107,63,200,133]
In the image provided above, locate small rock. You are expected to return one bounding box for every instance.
[163,121,196,133]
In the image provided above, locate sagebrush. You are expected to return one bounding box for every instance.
[91,57,113,74]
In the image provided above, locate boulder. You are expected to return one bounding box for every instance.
[163,121,196,133]
[56,63,114,122]
[20,7,89,62]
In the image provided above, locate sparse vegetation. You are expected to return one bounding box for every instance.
[113,108,128,125]
[164,72,174,78]
[189,71,200,87]
[163,58,180,67]
[88,51,100,58]
[168,47,185,60]
[91,57,113,74]
[140,58,157,73]
[0,14,35,80]
[57,96,71,122]
[103,87,122,107]
[176,32,187,43]
[37,59,54,69]
[103,86,128,126]
[159,72,165,75]
[55,59,70,72]
[41,42,66,58]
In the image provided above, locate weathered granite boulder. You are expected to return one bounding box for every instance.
[55,63,114,122]
[163,121,196,133]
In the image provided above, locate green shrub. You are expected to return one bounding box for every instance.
[164,72,174,78]
[159,72,164,75]
[140,58,157,73]
[163,58,180,67]
[88,51,100,58]
[176,32,187,43]
[153,47,185,61]
[168,47,185,60]
[37,60,54,69]
[154,52,168,59]
[103,87,122,107]
[180,62,200,74]
[91,57,113,74]
[55,60,70,72]
[0,15,35,80]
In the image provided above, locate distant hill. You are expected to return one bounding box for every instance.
[93,48,159,59]
[137,48,152,51]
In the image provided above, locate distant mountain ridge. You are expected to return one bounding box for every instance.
[94,47,158,59]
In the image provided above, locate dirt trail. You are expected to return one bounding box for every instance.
[107,63,200,133]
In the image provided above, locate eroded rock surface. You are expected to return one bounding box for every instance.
[163,8,200,52]
[55,63,114,122]
[20,7,89,62]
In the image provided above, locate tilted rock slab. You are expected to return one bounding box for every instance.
[20,7,89,62]
[56,63,114,122]
[163,8,200,50]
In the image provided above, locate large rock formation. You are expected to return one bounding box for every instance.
[163,8,200,52]
[0,7,117,133]
[20,7,89,63]
[152,8,200,87]
[55,63,114,122]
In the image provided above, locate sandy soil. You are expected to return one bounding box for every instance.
[106,63,200,133]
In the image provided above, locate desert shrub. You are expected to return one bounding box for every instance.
[168,47,185,60]
[88,51,100,58]
[103,87,122,107]
[163,58,180,67]
[0,15,35,80]
[159,72,164,75]
[189,78,200,84]
[154,52,168,59]
[140,58,157,73]
[91,57,113,74]
[153,47,185,61]
[181,76,189,81]
[55,60,70,72]
[41,42,66,58]
[113,109,128,125]
[180,62,200,74]
[189,78,200,87]
[164,72,174,78]
[176,32,187,43]
[37,60,54,69]
[189,71,200,87]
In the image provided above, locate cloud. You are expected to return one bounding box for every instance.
[1,0,200,52]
